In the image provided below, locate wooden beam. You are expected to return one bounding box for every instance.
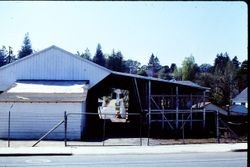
[133,78,143,113]
[148,79,151,125]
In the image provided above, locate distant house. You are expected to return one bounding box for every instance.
[232,88,248,108]
[193,101,248,116]
[230,88,248,116]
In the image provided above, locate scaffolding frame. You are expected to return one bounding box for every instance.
[146,81,208,131]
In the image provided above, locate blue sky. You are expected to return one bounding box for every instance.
[0,1,247,67]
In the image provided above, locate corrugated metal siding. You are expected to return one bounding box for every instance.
[0,102,85,140]
[0,46,110,91]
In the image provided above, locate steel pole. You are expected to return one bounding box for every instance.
[8,111,10,147]
[64,111,67,147]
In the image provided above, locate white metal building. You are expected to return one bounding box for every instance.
[0,45,110,91]
[0,80,88,140]
[0,45,111,140]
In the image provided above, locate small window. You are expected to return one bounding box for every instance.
[241,102,245,106]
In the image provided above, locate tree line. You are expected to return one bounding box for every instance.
[0,33,248,108]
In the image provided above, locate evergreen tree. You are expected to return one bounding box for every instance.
[208,53,241,106]
[170,63,177,73]
[0,53,5,67]
[6,46,14,63]
[232,56,240,70]
[236,60,248,92]
[93,43,106,67]
[18,33,33,59]
[199,64,213,73]
[0,46,7,66]
[157,65,173,80]
[213,52,230,75]
[0,46,15,66]
[81,48,92,60]
[106,50,125,72]
[147,53,161,77]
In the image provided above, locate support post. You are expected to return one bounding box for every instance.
[148,79,151,125]
[64,111,67,147]
[182,113,185,144]
[134,78,143,113]
[161,98,165,129]
[7,104,13,148]
[203,91,206,128]
[190,94,193,130]
[176,86,179,129]
[147,79,151,146]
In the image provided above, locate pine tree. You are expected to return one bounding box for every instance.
[93,43,106,67]
[18,33,33,59]
[81,48,92,60]
[106,50,126,72]
[232,56,240,70]
[147,53,161,77]
[0,46,15,66]
[0,49,6,67]
[0,46,7,66]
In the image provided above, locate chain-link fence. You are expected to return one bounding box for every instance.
[0,110,247,147]
[65,112,142,146]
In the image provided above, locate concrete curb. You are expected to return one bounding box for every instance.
[0,153,72,156]
[0,147,72,156]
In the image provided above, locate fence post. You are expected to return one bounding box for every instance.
[139,113,142,146]
[182,113,185,144]
[147,113,150,146]
[64,111,67,147]
[102,114,106,146]
[8,110,10,147]
[216,110,220,143]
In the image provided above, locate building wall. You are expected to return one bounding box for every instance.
[0,102,85,140]
[0,46,110,91]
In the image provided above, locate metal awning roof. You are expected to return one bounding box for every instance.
[0,80,88,103]
[111,71,210,90]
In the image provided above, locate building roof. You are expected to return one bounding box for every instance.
[111,71,209,90]
[0,80,88,103]
[0,45,209,92]
[0,45,111,73]
[192,102,228,115]
[0,45,111,90]
[230,105,248,116]
[193,102,248,116]
[232,87,248,103]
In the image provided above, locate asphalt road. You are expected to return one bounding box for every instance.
[0,152,247,167]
